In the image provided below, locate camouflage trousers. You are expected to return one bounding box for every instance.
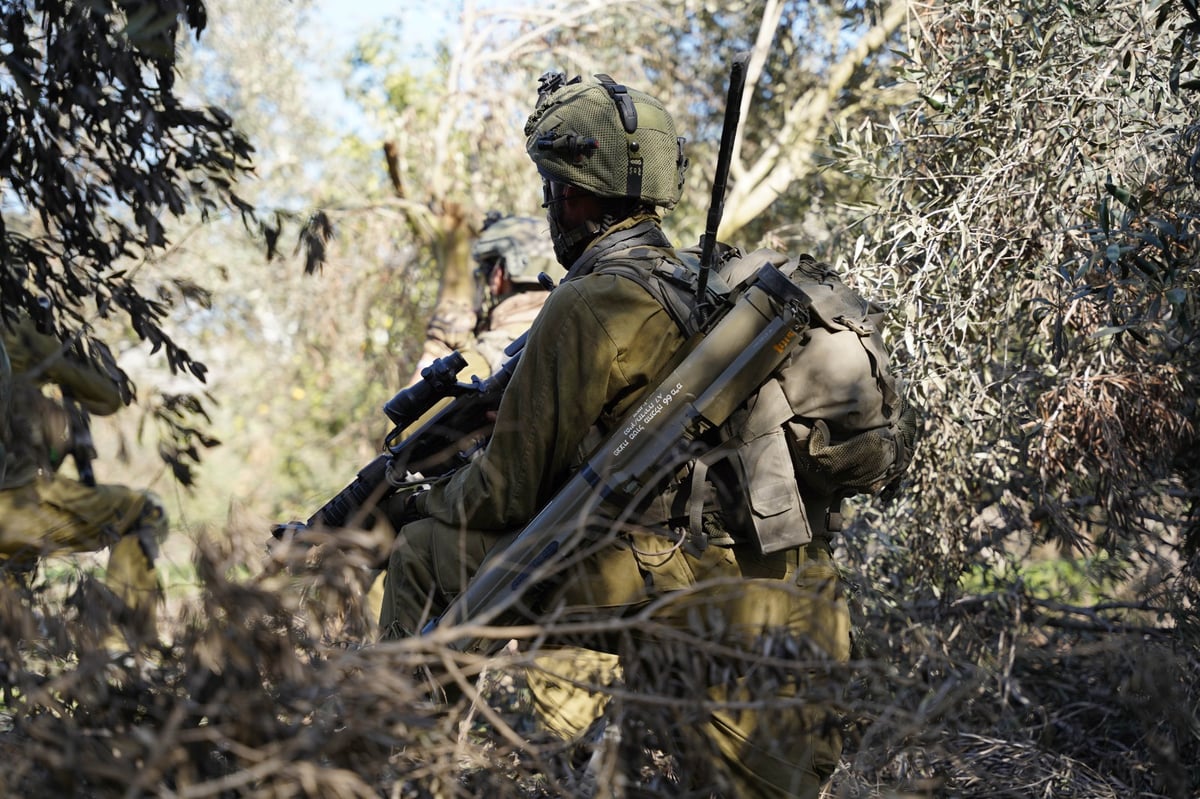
[0,474,167,637]
[380,517,850,798]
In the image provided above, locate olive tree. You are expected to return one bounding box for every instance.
[845,0,1200,597]
[824,1,1200,793]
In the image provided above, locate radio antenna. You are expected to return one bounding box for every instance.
[695,51,751,318]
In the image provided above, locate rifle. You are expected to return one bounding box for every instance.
[272,334,527,539]
[424,263,813,652]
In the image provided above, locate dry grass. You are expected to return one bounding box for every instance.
[1,533,1197,798]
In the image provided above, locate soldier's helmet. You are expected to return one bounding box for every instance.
[524,73,687,210]
[471,214,566,286]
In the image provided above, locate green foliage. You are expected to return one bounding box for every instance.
[836,0,1200,600]
[960,550,1124,605]
[7,1,1200,796]
[1,0,258,485]
[831,2,1200,791]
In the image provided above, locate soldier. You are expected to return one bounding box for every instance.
[468,213,566,373]
[0,315,168,642]
[363,215,566,624]
[379,73,854,797]
[405,272,482,389]
[470,213,616,741]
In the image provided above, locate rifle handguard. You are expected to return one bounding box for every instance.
[271,337,527,544]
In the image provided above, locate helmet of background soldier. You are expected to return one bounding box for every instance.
[524,72,687,210]
[471,214,566,287]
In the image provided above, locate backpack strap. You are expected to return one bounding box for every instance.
[592,247,815,551]
[586,248,730,547]
[593,258,701,335]
[589,245,912,553]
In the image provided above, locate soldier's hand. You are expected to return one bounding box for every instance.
[271,520,307,542]
[384,488,428,531]
[266,521,314,569]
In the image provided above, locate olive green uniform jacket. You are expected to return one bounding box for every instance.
[417,225,685,532]
[1,316,121,490]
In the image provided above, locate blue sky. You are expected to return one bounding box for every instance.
[312,1,451,54]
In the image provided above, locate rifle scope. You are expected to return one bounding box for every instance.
[383,351,468,428]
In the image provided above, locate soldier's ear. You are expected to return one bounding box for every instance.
[490,264,509,294]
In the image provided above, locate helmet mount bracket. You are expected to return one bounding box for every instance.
[596,74,639,133]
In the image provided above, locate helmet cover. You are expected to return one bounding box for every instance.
[471,215,565,285]
[524,73,687,209]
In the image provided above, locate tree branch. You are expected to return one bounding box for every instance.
[721,0,911,239]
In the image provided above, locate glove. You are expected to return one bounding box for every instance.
[386,488,429,531]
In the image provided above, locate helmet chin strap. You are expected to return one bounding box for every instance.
[547,210,601,267]
[542,173,633,268]
[549,207,636,270]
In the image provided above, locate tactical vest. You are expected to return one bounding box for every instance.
[593,243,915,553]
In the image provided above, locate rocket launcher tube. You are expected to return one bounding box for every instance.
[424,263,812,651]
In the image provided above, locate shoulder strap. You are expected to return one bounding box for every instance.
[593,257,701,335]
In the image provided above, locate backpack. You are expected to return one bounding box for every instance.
[596,243,916,553]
